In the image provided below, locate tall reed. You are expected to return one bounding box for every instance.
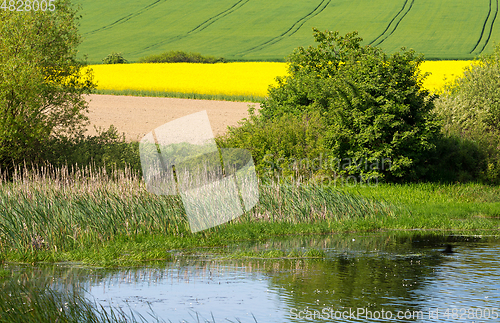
[0,164,396,255]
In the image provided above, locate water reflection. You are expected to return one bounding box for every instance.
[3,233,500,322]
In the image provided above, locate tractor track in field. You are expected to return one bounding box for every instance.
[369,0,414,47]
[184,0,250,35]
[84,0,165,35]
[235,0,331,57]
[471,0,499,54]
[137,0,251,53]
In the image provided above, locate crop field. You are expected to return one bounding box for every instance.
[88,60,474,99]
[419,60,474,92]
[88,62,287,99]
[76,0,500,63]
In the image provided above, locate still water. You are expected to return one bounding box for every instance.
[8,233,500,322]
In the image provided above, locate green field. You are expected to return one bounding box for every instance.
[76,0,500,63]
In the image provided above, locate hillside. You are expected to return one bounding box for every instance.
[75,0,499,63]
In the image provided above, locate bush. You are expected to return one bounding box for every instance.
[41,125,142,175]
[216,106,327,180]
[427,135,486,183]
[102,52,128,64]
[138,50,225,63]
[434,44,500,184]
[260,29,441,182]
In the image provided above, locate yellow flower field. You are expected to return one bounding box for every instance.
[419,60,473,92]
[88,60,474,98]
[88,62,288,98]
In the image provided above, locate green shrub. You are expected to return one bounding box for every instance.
[434,44,500,184]
[427,135,485,183]
[40,125,142,176]
[138,50,225,63]
[102,52,128,64]
[260,29,441,182]
[216,106,327,180]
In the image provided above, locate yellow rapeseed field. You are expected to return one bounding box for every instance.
[88,62,288,98]
[419,60,473,92]
[88,60,474,98]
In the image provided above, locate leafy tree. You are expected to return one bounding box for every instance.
[261,29,441,182]
[0,0,95,174]
[102,52,128,64]
[138,50,225,63]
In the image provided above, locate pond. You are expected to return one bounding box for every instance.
[5,232,500,322]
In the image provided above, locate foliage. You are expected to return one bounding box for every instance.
[138,50,225,63]
[434,44,500,184]
[260,29,441,182]
[436,48,500,132]
[427,135,486,183]
[102,51,128,64]
[41,125,142,174]
[0,1,95,175]
[217,106,327,180]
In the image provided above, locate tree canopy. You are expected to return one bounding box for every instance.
[0,0,95,172]
[261,29,441,182]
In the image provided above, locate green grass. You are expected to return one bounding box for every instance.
[341,182,500,218]
[76,0,500,63]
[0,165,499,266]
[93,89,264,103]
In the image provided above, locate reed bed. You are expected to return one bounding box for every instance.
[253,179,396,223]
[0,165,396,256]
[0,276,152,323]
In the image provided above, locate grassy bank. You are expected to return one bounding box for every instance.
[0,166,499,267]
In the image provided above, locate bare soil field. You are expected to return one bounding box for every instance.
[84,94,260,142]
